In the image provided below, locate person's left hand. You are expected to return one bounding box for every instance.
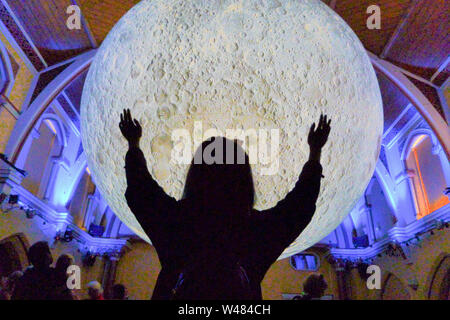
[119,109,142,147]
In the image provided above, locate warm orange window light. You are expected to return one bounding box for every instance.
[412,147,430,218]
[45,119,57,135]
[411,135,449,219]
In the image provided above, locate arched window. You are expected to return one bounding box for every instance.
[0,234,29,277]
[365,178,396,237]
[405,134,449,219]
[290,252,320,271]
[428,255,450,300]
[21,119,63,197]
[67,168,95,228]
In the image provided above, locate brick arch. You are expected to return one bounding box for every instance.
[426,253,450,300]
[0,233,30,277]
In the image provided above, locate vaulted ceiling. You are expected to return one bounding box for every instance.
[1,0,448,134]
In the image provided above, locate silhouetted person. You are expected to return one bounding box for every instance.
[0,271,23,300]
[50,254,76,300]
[12,241,56,300]
[87,281,104,300]
[111,284,128,300]
[120,109,331,299]
[294,274,328,300]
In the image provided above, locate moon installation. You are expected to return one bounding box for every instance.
[81,0,383,259]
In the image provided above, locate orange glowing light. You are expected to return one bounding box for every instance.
[413,148,430,218]
[45,119,57,135]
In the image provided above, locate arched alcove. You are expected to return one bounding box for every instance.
[427,254,450,300]
[67,168,96,228]
[381,273,411,300]
[0,233,29,278]
[402,131,449,219]
[21,119,63,198]
[365,178,396,238]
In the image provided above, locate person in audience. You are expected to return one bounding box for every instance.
[12,241,56,300]
[120,109,331,299]
[111,283,128,300]
[50,254,77,300]
[0,271,23,300]
[87,280,104,300]
[294,273,328,300]
[0,277,8,300]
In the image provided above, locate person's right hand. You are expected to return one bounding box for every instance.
[308,114,331,151]
[119,109,142,147]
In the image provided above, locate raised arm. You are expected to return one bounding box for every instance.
[249,115,331,278]
[120,109,177,252]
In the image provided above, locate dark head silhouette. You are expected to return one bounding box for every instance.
[303,273,328,298]
[183,137,254,215]
[27,241,53,270]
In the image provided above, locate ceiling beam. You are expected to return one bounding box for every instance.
[0,0,48,68]
[71,0,98,48]
[5,49,96,163]
[430,56,449,83]
[61,90,79,117]
[369,51,450,159]
[379,0,420,59]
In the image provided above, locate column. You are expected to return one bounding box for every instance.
[432,144,450,186]
[102,255,120,299]
[361,204,376,244]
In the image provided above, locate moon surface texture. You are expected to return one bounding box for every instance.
[81,0,383,259]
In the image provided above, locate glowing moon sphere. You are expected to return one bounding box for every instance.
[81,0,383,258]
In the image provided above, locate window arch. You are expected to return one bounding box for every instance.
[21,119,64,197]
[0,233,29,277]
[67,167,96,228]
[403,132,449,219]
[427,254,450,300]
[290,252,320,271]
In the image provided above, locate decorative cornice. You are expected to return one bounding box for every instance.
[70,224,130,256]
[1,169,130,255]
[330,205,450,261]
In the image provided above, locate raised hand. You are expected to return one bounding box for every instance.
[119,109,142,147]
[308,114,331,161]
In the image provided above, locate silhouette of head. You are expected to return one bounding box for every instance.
[6,271,23,292]
[27,241,53,270]
[303,274,328,298]
[55,254,74,274]
[112,283,128,300]
[87,280,103,299]
[183,137,255,217]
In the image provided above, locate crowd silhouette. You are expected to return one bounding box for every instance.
[0,240,128,300]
